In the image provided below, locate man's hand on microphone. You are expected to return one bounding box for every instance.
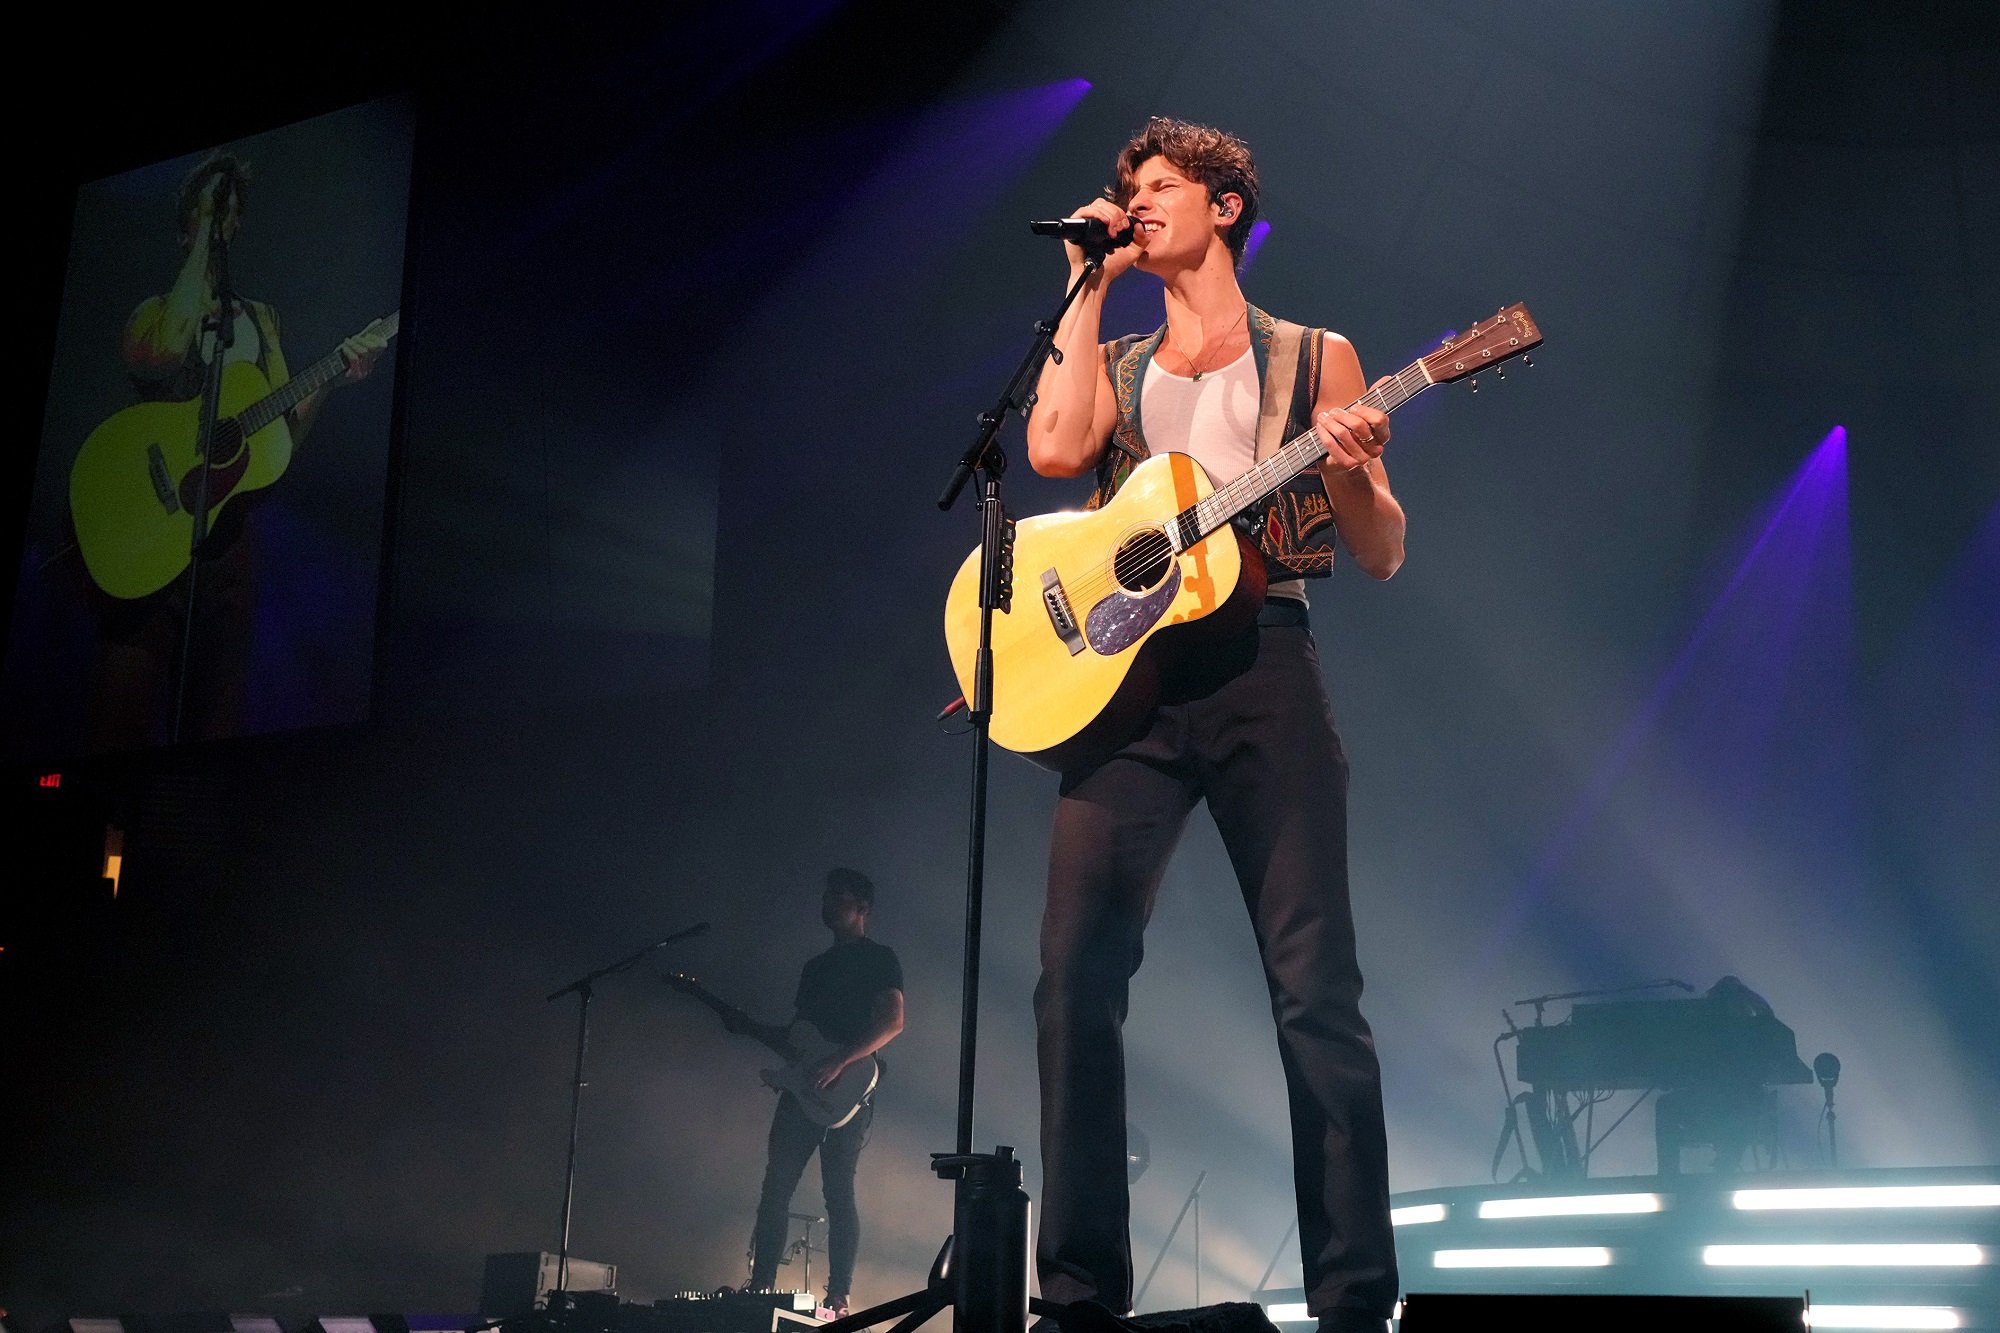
[1064,198,1143,280]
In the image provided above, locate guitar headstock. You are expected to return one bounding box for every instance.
[1422,304,1541,385]
[662,971,698,992]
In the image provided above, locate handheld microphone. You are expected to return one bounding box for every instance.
[1029,217,1137,250]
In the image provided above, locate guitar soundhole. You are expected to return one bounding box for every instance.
[1112,528,1173,593]
[210,418,246,464]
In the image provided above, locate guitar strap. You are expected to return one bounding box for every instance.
[1253,312,1302,464]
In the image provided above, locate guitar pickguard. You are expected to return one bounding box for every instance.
[1084,564,1181,655]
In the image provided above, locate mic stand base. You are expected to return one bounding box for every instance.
[816,1148,1056,1333]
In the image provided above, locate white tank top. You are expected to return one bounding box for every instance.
[1141,346,1308,604]
[196,303,264,369]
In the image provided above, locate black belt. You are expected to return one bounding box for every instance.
[1257,597,1309,628]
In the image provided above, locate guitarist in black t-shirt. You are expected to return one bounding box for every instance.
[745,867,905,1317]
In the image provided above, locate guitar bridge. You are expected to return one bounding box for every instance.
[1041,569,1085,656]
[148,443,180,514]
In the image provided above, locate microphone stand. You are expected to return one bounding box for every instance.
[1815,1060,1840,1168]
[787,1212,826,1299]
[817,238,1114,1333]
[540,923,710,1325]
[171,195,236,745]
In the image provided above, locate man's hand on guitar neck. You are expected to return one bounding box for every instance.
[337,323,392,382]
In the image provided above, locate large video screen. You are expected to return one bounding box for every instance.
[3,96,412,761]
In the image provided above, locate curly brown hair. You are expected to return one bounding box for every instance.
[1109,116,1260,261]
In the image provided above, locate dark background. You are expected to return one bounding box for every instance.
[4,0,1995,1322]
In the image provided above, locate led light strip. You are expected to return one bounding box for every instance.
[1806,1306,1962,1330]
[1703,1243,1986,1267]
[1433,1246,1613,1268]
[1734,1184,2000,1211]
[1392,1203,1447,1226]
[1267,1301,1406,1324]
[1477,1192,1662,1219]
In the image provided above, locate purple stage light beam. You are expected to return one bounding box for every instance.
[784,77,1094,290]
[1476,425,1855,971]
[1235,218,1273,275]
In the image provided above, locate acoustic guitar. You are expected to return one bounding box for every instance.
[944,304,1542,771]
[69,312,399,600]
[662,971,879,1129]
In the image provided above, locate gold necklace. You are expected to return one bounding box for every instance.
[1170,308,1247,380]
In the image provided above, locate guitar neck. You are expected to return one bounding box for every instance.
[679,981,794,1060]
[1186,357,1433,542]
[236,312,399,435]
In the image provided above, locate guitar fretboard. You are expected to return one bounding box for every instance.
[1184,356,1433,544]
[234,312,399,436]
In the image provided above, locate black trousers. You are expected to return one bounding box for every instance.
[749,1093,873,1299]
[1034,620,1397,1320]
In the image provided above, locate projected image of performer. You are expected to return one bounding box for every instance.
[78,150,391,749]
[742,868,906,1319]
[1024,118,1404,1333]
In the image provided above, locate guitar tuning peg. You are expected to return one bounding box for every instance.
[1522,355,1534,368]
[1495,366,1505,380]
[1469,378,1479,393]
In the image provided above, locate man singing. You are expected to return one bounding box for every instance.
[1024,117,1403,1333]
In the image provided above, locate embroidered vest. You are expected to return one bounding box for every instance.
[1090,304,1339,580]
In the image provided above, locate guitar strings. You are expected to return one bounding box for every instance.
[1052,428,1350,606]
[1020,327,1526,615]
[1047,366,1432,609]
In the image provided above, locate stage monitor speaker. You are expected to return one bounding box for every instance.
[1398,1293,1805,1332]
[480,1253,618,1316]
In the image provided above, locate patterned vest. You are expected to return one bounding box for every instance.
[1089,304,1339,580]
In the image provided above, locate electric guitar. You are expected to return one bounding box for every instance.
[944,303,1543,771]
[662,971,879,1129]
[68,312,400,600]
